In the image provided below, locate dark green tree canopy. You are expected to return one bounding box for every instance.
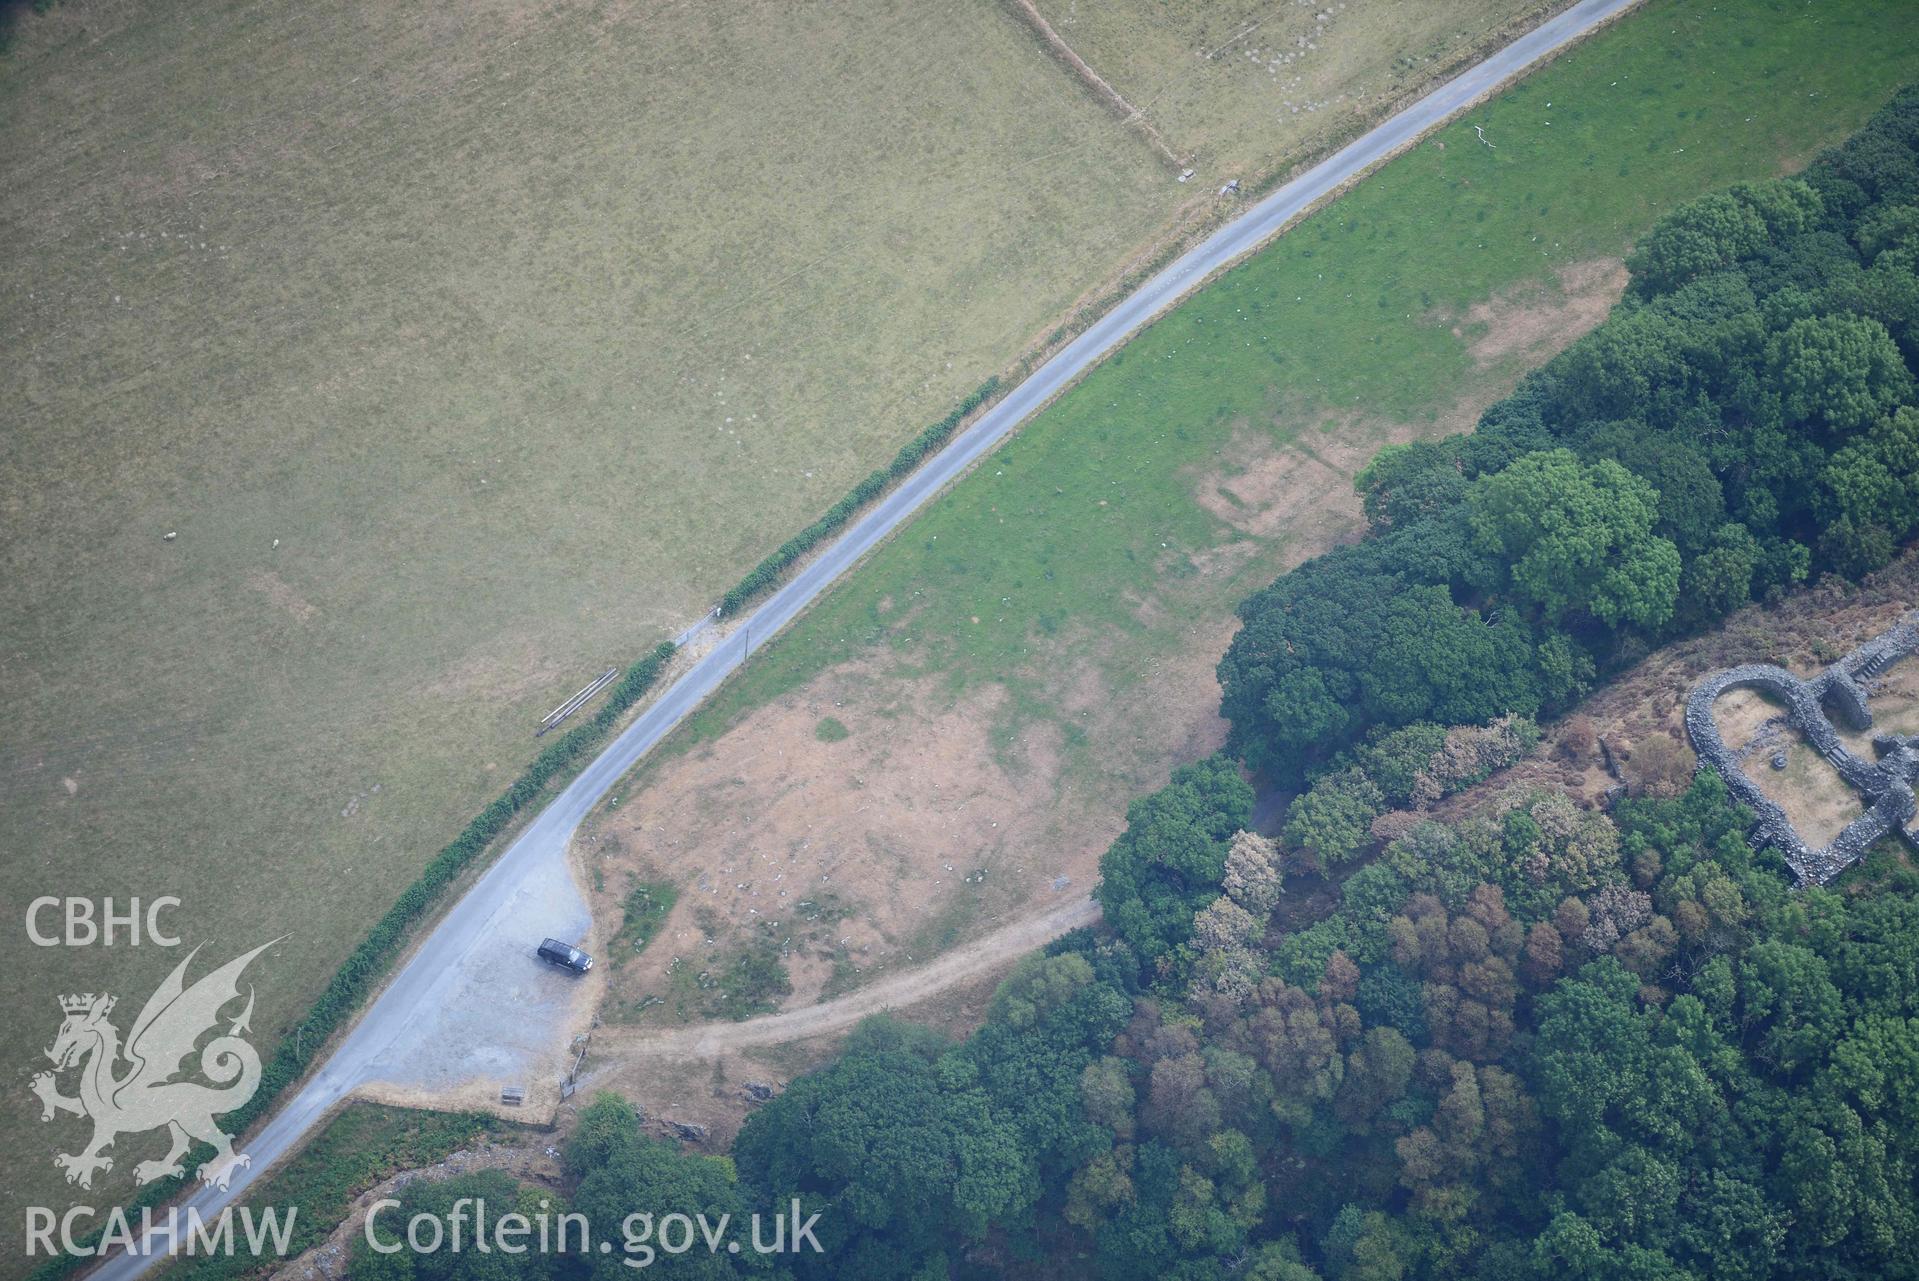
[1466,449,1682,630]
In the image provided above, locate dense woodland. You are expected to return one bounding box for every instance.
[348,90,1919,1281]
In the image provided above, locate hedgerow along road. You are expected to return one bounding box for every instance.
[88,0,1640,1271]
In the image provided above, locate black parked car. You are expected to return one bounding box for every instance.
[537,937,593,973]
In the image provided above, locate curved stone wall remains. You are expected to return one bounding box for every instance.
[1684,611,1919,886]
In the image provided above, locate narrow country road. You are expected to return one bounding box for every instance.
[89,0,1639,1271]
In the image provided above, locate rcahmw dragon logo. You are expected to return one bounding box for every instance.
[30,940,275,1191]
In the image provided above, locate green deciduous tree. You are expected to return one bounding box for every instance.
[1467,449,1681,630]
[1095,754,1254,965]
[1770,312,1913,434]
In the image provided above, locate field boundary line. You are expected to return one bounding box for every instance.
[1000,0,1186,169]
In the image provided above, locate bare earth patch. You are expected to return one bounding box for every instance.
[1711,686,1788,754]
[581,664,1098,1021]
[1742,725,1865,847]
[1709,684,1873,845]
[1193,415,1419,556]
[1456,258,1629,370]
[579,609,1232,1024]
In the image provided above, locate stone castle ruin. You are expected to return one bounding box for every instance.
[1685,610,1919,885]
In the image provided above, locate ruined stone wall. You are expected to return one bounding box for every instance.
[1684,611,1919,885]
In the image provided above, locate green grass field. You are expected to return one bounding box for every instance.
[662,0,1919,828]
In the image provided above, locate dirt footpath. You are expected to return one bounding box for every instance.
[572,897,1098,1150]
[590,894,1098,1061]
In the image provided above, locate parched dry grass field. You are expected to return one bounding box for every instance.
[0,0,1564,1233]
[1024,0,1564,179]
[1,0,1172,1222]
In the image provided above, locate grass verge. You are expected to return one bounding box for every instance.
[164,1104,518,1281]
